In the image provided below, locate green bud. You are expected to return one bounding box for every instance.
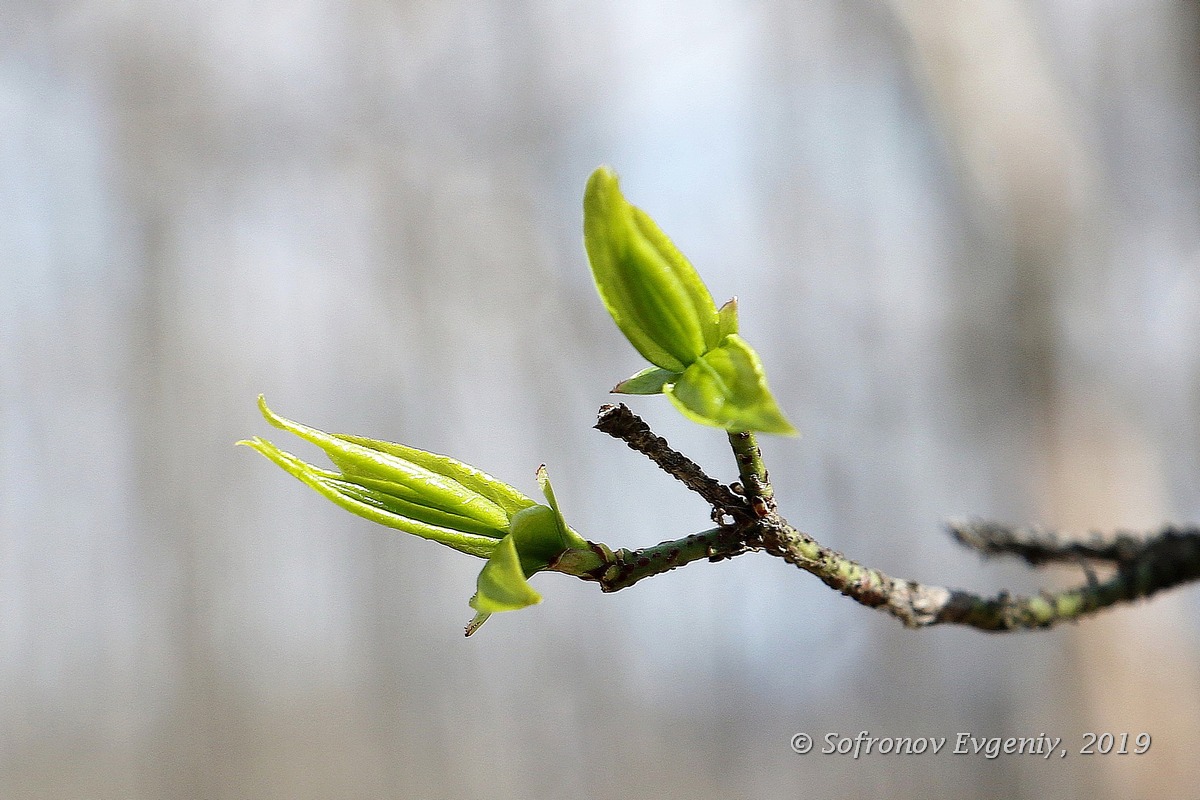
[240,396,530,556]
[241,398,593,635]
[256,396,519,530]
[241,435,504,558]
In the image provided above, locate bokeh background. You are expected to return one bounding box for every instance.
[4,1,1200,797]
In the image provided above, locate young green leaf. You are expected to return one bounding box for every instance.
[335,433,536,516]
[239,436,501,557]
[663,334,798,436]
[584,166,720,372]
[469,533,544,615]
[256,396,513,531]
[535,464,590,552]
[612,366,680,395]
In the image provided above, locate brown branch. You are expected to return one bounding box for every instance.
[594,403,749,519]
[759,519,1200,630]
[948,519,1149,565]
[584,404,1200,632]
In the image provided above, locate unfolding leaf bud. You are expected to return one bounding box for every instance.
[584,167,797,436]
[240,398,589,635]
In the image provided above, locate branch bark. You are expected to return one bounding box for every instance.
[579,404,1200,631]
[595,403,749,520]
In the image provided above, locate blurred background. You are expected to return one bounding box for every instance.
[4,1,1200,797]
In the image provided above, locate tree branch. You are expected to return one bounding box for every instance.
[595,403,748,519]
[580,404,1200,631]
[550,525,754,590]
[602,527,752,591]
[758,519,1200,630]
[947,519,1147,565]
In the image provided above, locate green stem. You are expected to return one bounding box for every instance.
[727,430,774,515]
[554,519,1200,631]
[760,520,1200,630]
[551,527,750,592]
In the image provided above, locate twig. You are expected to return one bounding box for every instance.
[600,527,753,592]
[727,430,776,517]
[948,519,1148,565]
[579,404,1200,632]
[760,520,1200,630]
[595,404,748,517]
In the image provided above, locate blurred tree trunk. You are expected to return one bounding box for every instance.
[891,1,1200,795]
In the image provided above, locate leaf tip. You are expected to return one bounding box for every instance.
[583,167,622,234]
[765,420,801,437]
[465,611,489,637]
[717,297,739,337]
[586,164,619,190]
[256,394,288,430]
[236,436,272,455]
